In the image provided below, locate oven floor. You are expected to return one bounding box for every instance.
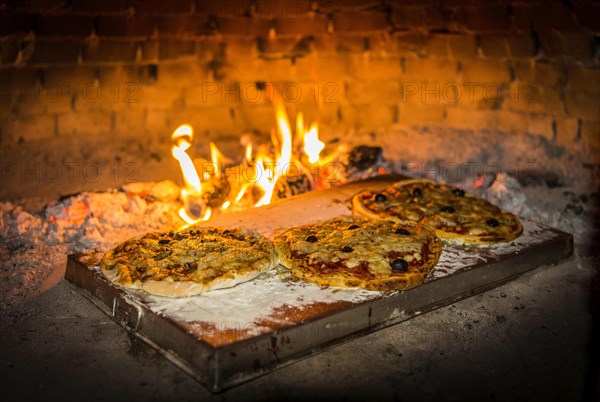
[0,255,596,402]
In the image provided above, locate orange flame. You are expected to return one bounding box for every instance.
[170,89,334,224]
[302,122,324,164]
[171,124,211,224]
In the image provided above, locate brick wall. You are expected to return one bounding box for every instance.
[0,0,599,198]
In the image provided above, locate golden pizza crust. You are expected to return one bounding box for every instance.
[275,217,442,291]
[100,227,278,297]
[353,179,523,246]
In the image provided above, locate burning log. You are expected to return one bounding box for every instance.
[273,170,313,201]
[340,145,388,181]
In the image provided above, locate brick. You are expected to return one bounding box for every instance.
[157,39,196,60]
[568,65,600,93]
[292,80,344,106]
[144,108,171,133]
[455,5,513,33]
[172,106,237,134]
[538,32,593,60]
[342,103,395,130]
[514,4,578,33]
[141,40,158,62]
[505,35,535,59]
[399,101,445,125]
[528,113,554,139]
[554,117,579,148]
[194,0,250,16]
[394,32,426,58]
[2,114,56,143]
[506,83,564,115]
[224,58,293,81]
[35,15,95,37]
[391,4,447,31]
[156,62,207,87]
[404,58,457,82]
[71,0,131,14]
[565,92,600,120]
[514,61,565,87]
[224,37,256,60]
[73,83,141,112]
[217,16,271,37]
[457,82,505,110]
[14,87,71,114]
[0,67,37,93]
[347,56,402,80]
[236,104,277,132]
[367,32,394,55]
[97,16,157,37]
[446,108,498,131]
[57,110,112,136]
[496,110,528,133]
[574,4,600,33]
[219,59,264,81]
[0,12,35,35]
[461,60,511,83]
[134,0,192,15]
[1,37,21,64]
[83,40,138,62]
[332,11,390,33]
[98,65,156,87]
[273,14,328,36]
[255,0,312,19]
[257,36,303,57]
[479,35,509,59]
[295,54,346,81]
[186,82,232,107]
[156,15,212,37]
[314,34,369,53]
[113,107,146,134]
[196,38,224,60]
[28,40,81,64]
[319,0,380,13]
[581,120,600,152]
[7,0,67,11]
[346,79,400,105]
[424,35,449,58]
[446,35,478,60]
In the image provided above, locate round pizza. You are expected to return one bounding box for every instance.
[352,179,523,245]
[100,227,278,297]
[275,217,442,291]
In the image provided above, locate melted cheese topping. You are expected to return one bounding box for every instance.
[279,218,438,279]
[101,227,275,285]
[357,180,522,243]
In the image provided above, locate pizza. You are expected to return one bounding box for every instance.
[100,226,278,297]
[352,179,523,245]
[275,217,442,291]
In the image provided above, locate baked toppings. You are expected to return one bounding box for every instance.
[375,193,388,202]
[394,228,411,236]
[390,258,409,272]
[275,217,442,291]
[486,218,500,227]
[440,206,455,213]
[352,179,523,246]
[100,226,278,297]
